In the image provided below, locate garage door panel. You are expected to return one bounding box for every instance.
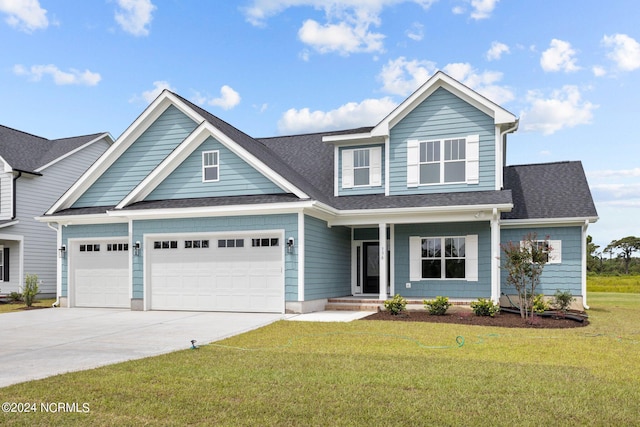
[73,241,129,308]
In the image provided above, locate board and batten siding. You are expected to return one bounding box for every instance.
[72,105,198,208]
[303,215,351,300]
[500,226,583,296]
[61,223,129,297]
[4,139,112,296]
[388,87,496,195]
[132,214,298,301]
[394,222,491,299]
[146,136,284,201]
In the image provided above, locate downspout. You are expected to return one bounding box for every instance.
[500,119,519,167]
[47,222,62,307]
[12,171,22,219]
[582,219,590,310]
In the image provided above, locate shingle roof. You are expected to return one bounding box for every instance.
[0,124,107,174]
[502,161,598,220]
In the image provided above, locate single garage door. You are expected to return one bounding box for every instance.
[72,240,130,308]
[148,233,284,312]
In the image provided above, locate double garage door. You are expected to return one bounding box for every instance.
[70,233,284,313]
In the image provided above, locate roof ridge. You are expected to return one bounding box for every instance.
[506,160,577,168]
[0,123,48,141]
[257,127,375,140]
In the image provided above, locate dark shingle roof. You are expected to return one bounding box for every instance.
[0,124,107,174]
[502,161,598,220]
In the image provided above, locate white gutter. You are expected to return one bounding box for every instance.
[582,219,590,310]
[501,216,599,228]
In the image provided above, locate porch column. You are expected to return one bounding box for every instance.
[490,208,500,304]
[379,222,388,301]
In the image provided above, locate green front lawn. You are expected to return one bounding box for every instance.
[0,299,56,314]
[2,292,639,426]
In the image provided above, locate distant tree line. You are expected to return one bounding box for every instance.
[588,236,640,275]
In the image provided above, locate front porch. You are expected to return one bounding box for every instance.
[325,296,474,312]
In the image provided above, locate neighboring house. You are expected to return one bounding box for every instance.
[0,125,113,298]
[38,71,597,313]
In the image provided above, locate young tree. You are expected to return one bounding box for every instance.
[501,233,550,320]
[586,235,601,273]
[605,236,640,274]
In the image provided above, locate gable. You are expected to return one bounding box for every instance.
[145,135,285,201]
[388,87,496,195]
[72,105,198,208]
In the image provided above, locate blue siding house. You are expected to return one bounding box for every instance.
[39,72,598,312]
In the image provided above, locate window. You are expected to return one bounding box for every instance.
[202,150,219,182]
[410,235,478,282]
[154,241,178,249]
[420,237,466,279]
[522,240,562,264]
[185,240,210,249]
[407,135,479,187]
[107,243,129,252]
[342,147,382,189]
[79,244,100,252]
[218,239,244,248]
[419,139,465,184]
[252,238,279,247]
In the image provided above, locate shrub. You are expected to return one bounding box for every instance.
[423,296,451,315]
[551,290,575,312]
[384,294,407,315]
[9,292,23,303]
[532,294,549,314]
[470,298,500,317]
[23,273,39,307]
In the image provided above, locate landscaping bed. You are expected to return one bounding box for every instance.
[363,307,589,328]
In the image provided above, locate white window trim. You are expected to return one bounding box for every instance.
[342,147,382,189]
[410,235,478,281]
[0,244,4,282]
[407,135,479,187]
[202,150,220,183]
[521,239,562,264]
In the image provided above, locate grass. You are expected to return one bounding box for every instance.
[587,274,640,293]
[1,293,639,426]
[0,299,56,314]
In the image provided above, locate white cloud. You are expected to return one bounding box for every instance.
[0,0,48,32]
[442,62,514,104]
[486,41,509,61]
[378,57,436,96]
[206,85,242,110]
[278,97,398,134]
[592,65,607,77]
[590,183,640,201]
[13,64,101,86]
[520,85,597,135]
[540,39,580,72]
[469,0,499,20]
[602,33,640,71]
[115,0,156,36]
[405,22,424,41]
[131,80,175,104]
[588,168,640,179]
[242,1,437,55]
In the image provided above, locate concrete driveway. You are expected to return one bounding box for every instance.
[0,308,284,388]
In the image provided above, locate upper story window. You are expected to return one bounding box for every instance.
[342,146,382,189]
[407,135,479,187]
[202,150,219,182]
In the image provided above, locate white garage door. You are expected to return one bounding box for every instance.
[148,233,284,312]
[72,240,130,308]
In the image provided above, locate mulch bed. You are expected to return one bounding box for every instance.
[363,307,589,328]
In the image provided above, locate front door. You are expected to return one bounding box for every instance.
[363,242,380,294]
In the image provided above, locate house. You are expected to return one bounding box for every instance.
[38,71,598,312]
[0,125,113,298]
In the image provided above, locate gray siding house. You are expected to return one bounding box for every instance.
[0,126,113,298]
[39,72,598,312]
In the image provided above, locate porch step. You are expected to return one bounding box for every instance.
[324,302,382,312]
[325,297,473,312]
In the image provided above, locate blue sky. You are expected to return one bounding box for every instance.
[1,0,638,252]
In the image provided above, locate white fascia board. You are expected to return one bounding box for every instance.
[500,216,599,229]
[326,203,513,227]
[371,71,517,137]
[35,214,128,226]
[46,91,201,215]
[0,220,19,229]
[106,200,316,221]
[322,133,385,146]
[35,133,114,173]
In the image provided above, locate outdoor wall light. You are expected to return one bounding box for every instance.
[134,241,141,256]
[287,237,294,253]
[58,245,66,258]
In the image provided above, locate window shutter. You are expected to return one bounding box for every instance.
[409,236,422,281]
[407,140,419,187]
[3,247,9,281]
[465,234,478,281]
[370,146,382,187]
[466,134,479,184]
[342,149,354,189]
[548,240,562,264]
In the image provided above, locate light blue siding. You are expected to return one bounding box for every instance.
[304,215,351,299]
[500,226,583,296]
[353,227,389,241]
[131,214,298,301]
[389,87,496,195]
[337,144,385,196]
[60,223,129,296]
[146,136,284,200]
[73,106,198,207]
[394,222,491,298]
